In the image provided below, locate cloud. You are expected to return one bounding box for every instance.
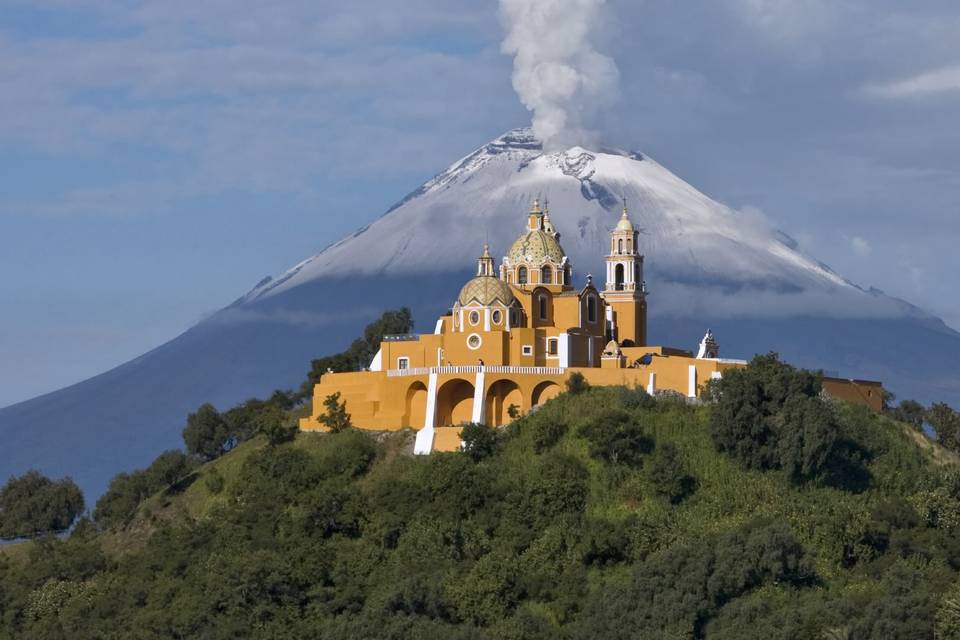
[499,0,619,149]
[851,236,872,257]
[864,65,960,99]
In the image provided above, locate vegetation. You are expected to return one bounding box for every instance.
[6,330,960,637]
[299,307,414,399]
[317,392,353,434]
[0,471,83,539]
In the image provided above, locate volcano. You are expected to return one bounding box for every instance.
[3,128,958,499]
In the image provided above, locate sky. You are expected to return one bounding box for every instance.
[1,0,959,408]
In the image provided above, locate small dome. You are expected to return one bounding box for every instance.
[615,209,635,232]
[506,230,566,265]
[457,276,515,306]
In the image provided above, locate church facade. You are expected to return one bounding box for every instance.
[300,200,883,452]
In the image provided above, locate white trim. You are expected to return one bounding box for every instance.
[467,333,482,350]
[369,349,383,372]
[397,357,410,370]
[688,365,697,398]
[521,345,533,356]
[471,370,486,424]
[415,372,440,455]
[711,371,723,380]
[484,308,491,332]
[647,372,656,395]
[434,318,444,335]
[558,333,570,368]
[469,309,481,326]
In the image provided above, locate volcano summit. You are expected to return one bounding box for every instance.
[2,129,958,498]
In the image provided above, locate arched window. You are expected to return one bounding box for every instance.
[541,266,552,284]
[635,263,641,284]
[615,263,625,291]
[587,295,598,323]
[538,294,548,321]
[627,238,632,253]
[618,238,623,254]
[518,266,528,284]
[564,266,572,285]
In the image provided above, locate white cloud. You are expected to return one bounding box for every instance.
[864,65,960,99]
[851,236,872,257]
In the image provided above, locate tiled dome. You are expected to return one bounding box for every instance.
[457,276,515,306]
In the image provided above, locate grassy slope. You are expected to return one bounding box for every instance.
[100,389,949,576]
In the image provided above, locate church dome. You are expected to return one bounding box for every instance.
[457,276,515,306]
[506,229,566,265]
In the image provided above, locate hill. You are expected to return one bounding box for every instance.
[3,128,960,502]
[2,381,960,639]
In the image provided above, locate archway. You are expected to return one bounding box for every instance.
[532,380,562,407]
[404,381,428,428]
[485,379,524,427]
[615,263,625,290]
[436,378,475,426]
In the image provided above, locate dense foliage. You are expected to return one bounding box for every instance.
[0,472,83,539]
[3,356,960,639]
[93,450,196,528]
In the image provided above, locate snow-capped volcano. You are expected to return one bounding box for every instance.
[242,129,908,321]
[2,128,958,501]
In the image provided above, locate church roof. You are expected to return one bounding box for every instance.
[457,276,515,307]
[506,229,566,265]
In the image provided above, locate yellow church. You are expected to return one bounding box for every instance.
[300,199,883,452]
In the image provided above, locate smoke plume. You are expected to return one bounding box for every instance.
[499,0,620,149]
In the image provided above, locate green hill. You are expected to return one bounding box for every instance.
[3,376,960,639]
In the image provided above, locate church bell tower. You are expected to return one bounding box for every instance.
[601,200,648,346]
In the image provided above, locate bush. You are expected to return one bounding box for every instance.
[618,385,655,410]
[531,420,568,453]
[317,392,352,433]
[460,423,499,462]
[566,372,589,395]
[646,443,696,504]
[204,469,225,494]
[709,353,839,482]
[929,403,960,451]
[579,410,653,466]
[182,403,230,461]
[0,471,84,538]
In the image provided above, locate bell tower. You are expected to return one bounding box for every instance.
[601,200,647,346]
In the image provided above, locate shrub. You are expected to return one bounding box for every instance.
[460,423,499,462]
[204,469,225,494]
[618,385,655,410]
[709,352,839,482]
[566,372,589,395]
[317,392,352,433]
[929,403,960,451]
[182,403,230,461]
[646,443,696,504]
[0,471,84,538]
[531,420,568,453]
[579,410,653,466]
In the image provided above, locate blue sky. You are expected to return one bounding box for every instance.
[2,0,959,408]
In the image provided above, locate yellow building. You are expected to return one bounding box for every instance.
[300,199,883,452]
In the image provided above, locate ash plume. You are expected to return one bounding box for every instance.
[499,0,620,149]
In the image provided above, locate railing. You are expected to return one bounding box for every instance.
[386,365,566,378]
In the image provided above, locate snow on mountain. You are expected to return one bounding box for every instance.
[2,128,958,501]
[241,128,910,321]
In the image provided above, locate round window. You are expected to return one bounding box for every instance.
[469,310,480,325]
[491,309,502,324]
[467,334,482,350]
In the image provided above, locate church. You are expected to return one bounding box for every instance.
[300,199,883,452]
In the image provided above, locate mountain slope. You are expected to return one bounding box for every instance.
[2,128,959,500]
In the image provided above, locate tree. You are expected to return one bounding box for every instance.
[460,423,499,462]
[929,403,960,452]
[578,410,653,466]
[708,353,837,481]
[888,399,926,430]
[647,443,696,503]
[566,372,589,395]
[317,392,352,433]
[0,471,84,538]
[182,403,230,461]
[258,403,299,445]
[300,308,414,398]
